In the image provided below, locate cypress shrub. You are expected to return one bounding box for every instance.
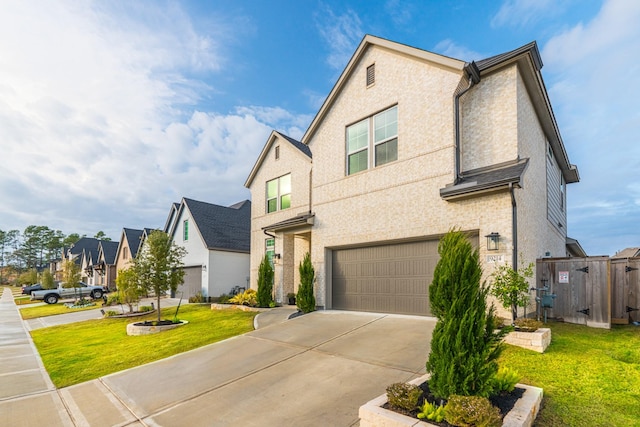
[257,254,274,307]
[297,252,316,313]
[426,230,507,399]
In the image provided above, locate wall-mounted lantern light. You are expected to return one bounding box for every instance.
[485,232,500,251]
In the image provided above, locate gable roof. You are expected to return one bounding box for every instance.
[302,34,465,144]
[613,247,640,259]
[68,237,100,264]
[163,202,181,233]
[98,240,119,264]
[245,130,312,188]
[175,198,251,253]
[473,41,578,184]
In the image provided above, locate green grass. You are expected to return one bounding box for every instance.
[499,322,640,427]
[19,301,105,319]
[30,304,256,388]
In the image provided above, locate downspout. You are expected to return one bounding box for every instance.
[509,182,518,268]
[454,61,480,184]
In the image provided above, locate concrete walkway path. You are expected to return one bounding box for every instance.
[0,288,434,426]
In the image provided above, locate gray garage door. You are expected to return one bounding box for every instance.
[175,266,202,299]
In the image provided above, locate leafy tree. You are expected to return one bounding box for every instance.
[61,260,81,300]
[256,254,274,307]
[134,230,186,322]
[490,261,534,323]
[0,229,20,283]
[41,269,55,289]
[297,252,316,313]
[426,230,507,400]
[63,233,82,249]
[116,267,143,313]
[94,231,111,241]
[18,268,38,285]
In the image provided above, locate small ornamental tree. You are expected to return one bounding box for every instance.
[116,267,143,313]
[41,269,55,289]
[61,259,82,300]
[297,252,316,313]
[134,230,186,323]
[256,254,274,307]
[490,261,534,323]
[426,230,507,400]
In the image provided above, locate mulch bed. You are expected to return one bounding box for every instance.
[383,381,525,426]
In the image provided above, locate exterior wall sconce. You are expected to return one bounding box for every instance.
[485,232,500,251]
[274,253,281,260]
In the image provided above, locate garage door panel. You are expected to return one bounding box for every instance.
[332,240,440,316]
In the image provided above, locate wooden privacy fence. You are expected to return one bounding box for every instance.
[536,257,640,329]
[536,257,610,328]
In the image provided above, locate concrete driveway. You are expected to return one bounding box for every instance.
[1,288,435,427]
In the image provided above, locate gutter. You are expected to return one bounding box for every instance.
[509,182,517,267]
[454,61,480,184]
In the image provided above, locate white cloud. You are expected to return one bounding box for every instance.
[491,0,563,28]
[314,4,364,71]
[0,1,303,239]
[433,39,484,62]
[541,0,640,255]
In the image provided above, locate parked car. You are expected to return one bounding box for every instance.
[21,283,44,295]
[30,282,109,304]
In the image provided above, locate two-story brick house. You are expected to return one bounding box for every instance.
[245,35,580,317]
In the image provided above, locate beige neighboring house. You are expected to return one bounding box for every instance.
[613,247,640,259]
[245,35,582,318]
[114,228,151,273]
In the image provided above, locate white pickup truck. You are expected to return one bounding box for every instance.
[30,282,109,304]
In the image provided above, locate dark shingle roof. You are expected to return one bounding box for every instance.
[68,237,100,256]
[99,240,119,264]
[440,159,529,200]
[183,198,251,252]
[475,41,542,72]
[122,228,145,259]
[277,132,312,158]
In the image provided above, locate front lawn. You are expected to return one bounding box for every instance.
[499,322,640,427]
[19,301,105,319]
[30,304,256,388]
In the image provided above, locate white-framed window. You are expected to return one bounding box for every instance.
[266,174,291,213]
[560,176,566,211]
[183,219,189,241]
[346,105,398,175]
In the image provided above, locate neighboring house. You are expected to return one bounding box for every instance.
[114,228,151,273]
[164,197,251,299]
[613,247,640,259]
[245,35,582,317]
[93,240,119,291]
[80,249,97,285]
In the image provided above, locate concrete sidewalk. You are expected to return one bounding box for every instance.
[0,288,434,426]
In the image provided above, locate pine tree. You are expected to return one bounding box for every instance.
[256,254,274,307]
[297,252,316,313]
[426,230,507,399]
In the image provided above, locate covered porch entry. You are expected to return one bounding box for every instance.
[263,212,314,305]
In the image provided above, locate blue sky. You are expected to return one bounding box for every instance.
[0,0,638,256]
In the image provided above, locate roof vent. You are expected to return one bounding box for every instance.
[366,64,375,86]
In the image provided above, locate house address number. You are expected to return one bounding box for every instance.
[486,254,505,264]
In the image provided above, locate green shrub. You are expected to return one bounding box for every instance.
[217,294,231,304]
[104,310,118,317]
[386,383,422,411]
[515,317,542,332]
[444,395,502,427]
[417,400,446,422]
[228,289,257,307]
[490,261,534,322]
[139,305,153,312]
[426,230,507,399]
[297,252,316,313]
[257,254,274,307]
[105,294,121,306]
[491,367,520,395]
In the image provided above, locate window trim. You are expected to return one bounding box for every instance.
[266,173,291,213]
[346,105,398,176]
[183,219,189,241]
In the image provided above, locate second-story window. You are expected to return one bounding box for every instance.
[266,174,291,213]
[346,105,398,175]
[183,219,189,241]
